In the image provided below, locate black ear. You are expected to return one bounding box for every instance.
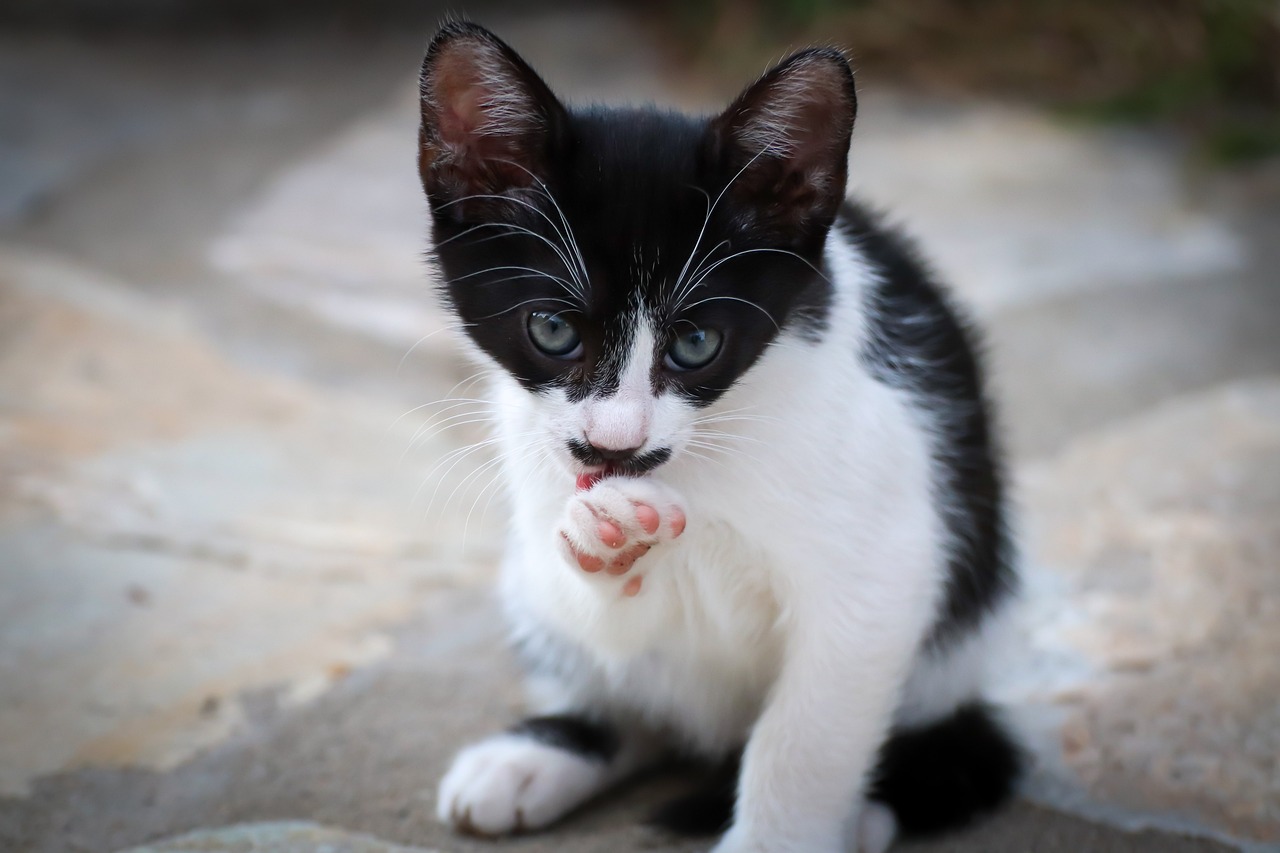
[418,22,567,218]
[709,48,856,243]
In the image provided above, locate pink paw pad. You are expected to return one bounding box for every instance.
[669,508,686,538]
[596,520,625,548]
[558,479,687,595]
[635,504,660,535]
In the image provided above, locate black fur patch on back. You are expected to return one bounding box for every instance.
[843,201,1016,647]
[868,702,1023,836]
[508,714,620,763]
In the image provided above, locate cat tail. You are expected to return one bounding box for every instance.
[649,701,1023,841]
[864,701,1023,836]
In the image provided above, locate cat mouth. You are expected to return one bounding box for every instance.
[567,443,673,487]
[575,465,616,491]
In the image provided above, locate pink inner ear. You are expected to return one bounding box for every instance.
[711,52,854,234]
[735,60,850,170]
[441,85,483,140]
[432,48,501,148]
[419,30,563,202]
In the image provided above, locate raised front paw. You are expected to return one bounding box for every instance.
[557,477,686,596]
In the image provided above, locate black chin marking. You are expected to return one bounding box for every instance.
[567,440,672,475]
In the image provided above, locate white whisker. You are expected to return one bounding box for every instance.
[475,296,577,322]
[436,193,588,299]
[682,295,780,329]
[668,145,777,310]
[396,322,471,374]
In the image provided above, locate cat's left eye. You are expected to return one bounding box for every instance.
[666,328,723,371]
[527,311,583,359]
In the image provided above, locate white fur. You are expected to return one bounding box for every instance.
[437,734,632,834]
[581,317,656,451]
[437,232,997,851]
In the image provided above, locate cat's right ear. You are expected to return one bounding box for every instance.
[418,22,567,218]
[708,48,856,245]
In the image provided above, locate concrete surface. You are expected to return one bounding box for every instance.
[123,822,437,853]
[1,7,1278,853]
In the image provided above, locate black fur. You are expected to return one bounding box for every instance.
[652,704,1021,839]
[867,702,1023,836]
[648,756,739,835]
[566,439,672,474]
[845,202,1016,647]
[509,714,620,763]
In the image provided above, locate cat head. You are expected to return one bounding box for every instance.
[419,21,855,476]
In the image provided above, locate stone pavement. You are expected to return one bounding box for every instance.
[1,7,1277,853]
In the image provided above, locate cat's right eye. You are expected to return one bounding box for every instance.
[666,327,723,371]
[527,311,583,359]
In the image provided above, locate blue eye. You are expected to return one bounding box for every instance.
[666,327,723,370]
[528,311,582,358]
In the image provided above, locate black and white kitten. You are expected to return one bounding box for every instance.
[419,22,1021,853]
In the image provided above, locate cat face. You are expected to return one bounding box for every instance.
[418,22,856,475]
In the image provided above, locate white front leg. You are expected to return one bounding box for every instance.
[713,540,939,853]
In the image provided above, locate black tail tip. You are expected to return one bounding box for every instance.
[650,702,1022,841]
[868,701,1024,838]
[647,758,738,836]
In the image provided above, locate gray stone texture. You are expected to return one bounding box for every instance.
[1,7,1276,853]
[121,821,437,853]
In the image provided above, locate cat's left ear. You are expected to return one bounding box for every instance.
[418,22,568,218]
[708,48,856,243]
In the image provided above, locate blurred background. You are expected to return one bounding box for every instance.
[1,2,1277,852]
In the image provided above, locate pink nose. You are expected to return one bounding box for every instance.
[583,407,649,453]
[586,442,643,462]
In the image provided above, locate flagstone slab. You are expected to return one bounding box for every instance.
[120,821,436,853]
[1005,379,1280,848]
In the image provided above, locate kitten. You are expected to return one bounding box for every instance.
[418,21,1021,853]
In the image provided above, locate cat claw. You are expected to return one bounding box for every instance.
[557,478,685,591]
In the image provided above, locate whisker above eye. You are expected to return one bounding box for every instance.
[682,238,731,290]
[436,191,589,299]
[435,221,584,300]
[490,158,592,294]
[447,265,574,287]
[475,297,577,322]
[668,145,778,310]
[681,295,781,330]
[670,246,832,316]
[448,266,586,310]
